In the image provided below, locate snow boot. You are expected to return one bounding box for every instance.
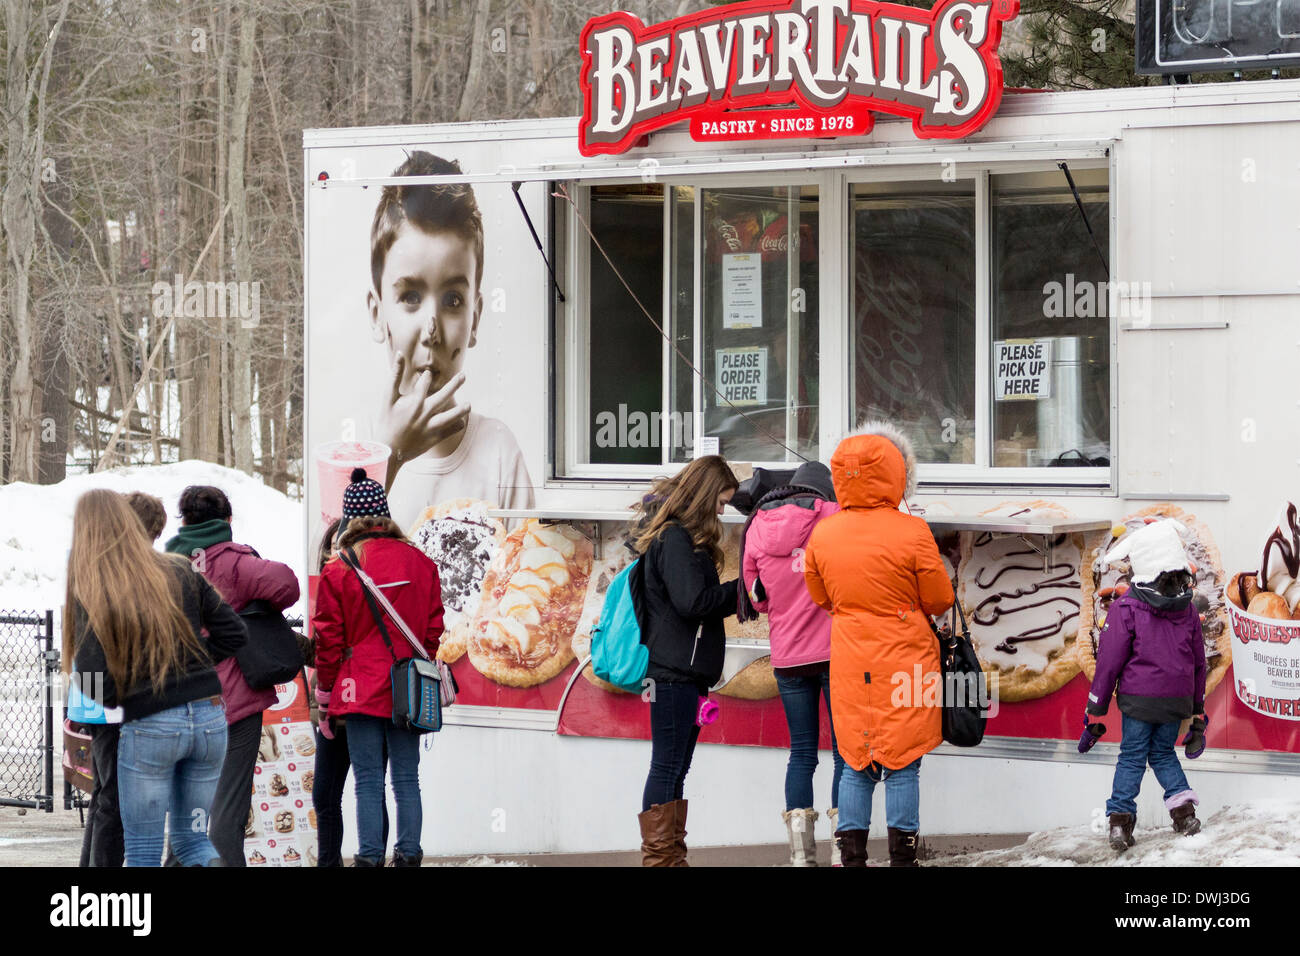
[888,827,920,867]
[827,808,841,866]
[670,798,689,867]
[1108,812,1136,851]
[638,802,678,867]
[782,808,818,867]
[1170,803,1202,836]
[836,829,868,867]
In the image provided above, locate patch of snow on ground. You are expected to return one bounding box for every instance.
[0,460,305,620]
[938,799,1300,867]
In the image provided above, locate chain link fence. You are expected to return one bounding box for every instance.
[0,611,56,811]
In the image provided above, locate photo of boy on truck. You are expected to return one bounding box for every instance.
[366,150,535,527]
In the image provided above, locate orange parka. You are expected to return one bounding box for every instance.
[803,426,954,772]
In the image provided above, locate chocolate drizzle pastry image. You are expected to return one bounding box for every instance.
[1227,501,1300,620]
[957,502,1085,702]
[410,498,505,665]
[1077,505,1231,696]
[269,773,289,797]
[274,811,295,833]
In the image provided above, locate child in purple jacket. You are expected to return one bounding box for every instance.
[1087,519,1206,851]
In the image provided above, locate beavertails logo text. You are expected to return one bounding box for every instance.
[578,0,1019,156]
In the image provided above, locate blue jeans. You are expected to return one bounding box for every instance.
[1106,714,1192,816]
[643,681,702,811]
[117,699,227,867]
[346,715,423,861]
[776,670,843,811]
[312,724,389,867]
[836,758,921,832]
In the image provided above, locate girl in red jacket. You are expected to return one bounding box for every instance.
[313,471,444,866]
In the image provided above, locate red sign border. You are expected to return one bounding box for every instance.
[578,0,1020,156]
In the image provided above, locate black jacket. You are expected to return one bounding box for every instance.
[72,559,248,722]
[641,522,738,691]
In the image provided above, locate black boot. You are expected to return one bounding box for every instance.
[835,829,869,868]
[350,855,383,867]
[1170,803,1201,836]
[887,828,919,867]
[1108,812,1136,851]
[390,850,424,867]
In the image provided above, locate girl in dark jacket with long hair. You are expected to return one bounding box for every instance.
[631,455,739,867]
[65,489,247,867]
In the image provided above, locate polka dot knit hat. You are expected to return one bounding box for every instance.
[341,468,390,520]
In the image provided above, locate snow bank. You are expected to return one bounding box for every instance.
[939,799,1300,867]
[0,461,305,619]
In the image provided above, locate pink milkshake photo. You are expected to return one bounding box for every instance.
[314,440,390,525]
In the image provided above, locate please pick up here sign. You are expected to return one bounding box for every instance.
[994,339,1053,401]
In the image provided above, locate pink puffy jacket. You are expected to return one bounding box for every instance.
[741,496,840,668]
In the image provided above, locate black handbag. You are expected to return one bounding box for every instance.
[235,599,305,690]
[932,602,989,747]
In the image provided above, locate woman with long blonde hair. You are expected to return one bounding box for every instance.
[631,455,740,866]
[65,489,247,866]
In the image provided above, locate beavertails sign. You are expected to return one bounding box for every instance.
[578,0,1019,156]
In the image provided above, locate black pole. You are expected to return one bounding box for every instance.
[43,609,55,812]
[1057,162,1110,279]
[512,181,566,303]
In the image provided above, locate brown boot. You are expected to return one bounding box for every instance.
[670,799,689,867]
[1108,812,1136,851]
[1170,803,1201,836]
[836,829,868,867]
[638,803,677,866]
[888,828,919,867]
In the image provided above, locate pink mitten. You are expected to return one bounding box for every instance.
[696,696,719,727]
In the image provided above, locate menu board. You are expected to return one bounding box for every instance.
[244,674,318,867]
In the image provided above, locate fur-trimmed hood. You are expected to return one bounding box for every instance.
[828,420,918,509]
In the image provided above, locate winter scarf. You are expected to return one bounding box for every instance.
[165,518,234,556]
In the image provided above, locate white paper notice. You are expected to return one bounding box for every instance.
[722,253,762,329]
[994,339,1053,402]
[716,346,768,407]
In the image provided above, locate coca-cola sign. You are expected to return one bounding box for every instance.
[578,0,1019,156]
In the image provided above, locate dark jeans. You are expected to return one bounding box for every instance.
[776,669,844,812]
[79,724,124,867]
[642,681,702,811]
[312,722,389,867]
[347,715,423,861]
[1107,713,1193,816]
[208,712,264,866]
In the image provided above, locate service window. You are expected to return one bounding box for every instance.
[851,180,977,464]
[562,179,820,477]
[849,165,1111,485]
[991,169,1111,472]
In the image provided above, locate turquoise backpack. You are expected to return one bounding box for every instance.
[590,559,649,693]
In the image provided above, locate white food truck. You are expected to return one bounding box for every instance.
[302,0,1300,859]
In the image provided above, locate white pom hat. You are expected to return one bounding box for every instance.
[1103,518,1192,585]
